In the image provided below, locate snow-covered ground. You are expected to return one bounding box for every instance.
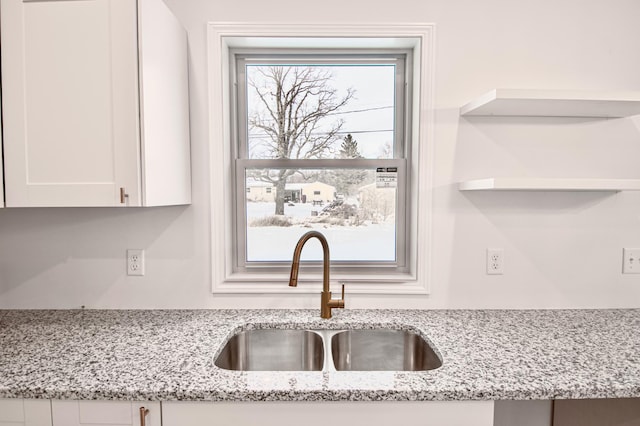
[246,202,396,262]
[247,201,320,220]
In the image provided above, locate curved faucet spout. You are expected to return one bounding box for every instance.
[288,231,345,319]
[288,231,330,288]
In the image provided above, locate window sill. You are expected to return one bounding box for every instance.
[213,271,428,295]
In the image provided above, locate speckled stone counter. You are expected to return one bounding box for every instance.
[0,309,639,402]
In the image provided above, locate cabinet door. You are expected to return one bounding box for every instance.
[51,400,160,426]
[0,399,52,426]
[0,0,141,207]
[0,94,4,208]
[553,398,640,426]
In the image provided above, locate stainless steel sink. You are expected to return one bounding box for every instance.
[330,329,442,371]
[214,328,441,372]
[214,329,324,371]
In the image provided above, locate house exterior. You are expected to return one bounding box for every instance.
[246,180,336,204]
[285,181,336,204]
[246,180,275,202]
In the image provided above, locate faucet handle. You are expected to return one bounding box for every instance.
[334,282,346,309]
[323,282,346,318]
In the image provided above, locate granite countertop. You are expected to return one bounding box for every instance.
[0,309,639,402]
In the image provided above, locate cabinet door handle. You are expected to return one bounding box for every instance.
[139,406,150,426]
[120,187,129,204]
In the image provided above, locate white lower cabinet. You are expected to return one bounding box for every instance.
[4,397,638,425]
[161,400,495,426]
[0,399,52,426]
[50,400,160,426]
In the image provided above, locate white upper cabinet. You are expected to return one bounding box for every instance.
[0,0,191,207]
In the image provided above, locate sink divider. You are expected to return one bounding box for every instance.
[308,329,343,372]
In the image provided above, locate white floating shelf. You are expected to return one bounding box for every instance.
[460,89,640,118]
[459,178,640,192]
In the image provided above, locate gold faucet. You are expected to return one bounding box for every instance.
[288,230,345,319]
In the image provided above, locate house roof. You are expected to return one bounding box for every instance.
[246,180,274,188]
[284,183,307,190]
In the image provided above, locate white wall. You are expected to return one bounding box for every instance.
[1,0,639,309]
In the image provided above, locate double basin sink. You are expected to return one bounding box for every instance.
[215,328,442,372]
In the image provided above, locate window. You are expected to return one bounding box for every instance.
[233,51,410,274]
[208,23,434,293]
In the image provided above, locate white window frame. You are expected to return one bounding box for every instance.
[234,51,410,274]
[208,23,435,295]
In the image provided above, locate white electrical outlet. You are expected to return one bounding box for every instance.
[127,249,145,276]
[622,248,640,274]
[487,248,504,275]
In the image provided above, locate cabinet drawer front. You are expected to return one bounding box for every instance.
[53,400,133,425]
[0,399,24,422]
[162,401,495,426]
[78,401,132,424]
[51,400,160,426]
[0,399,52,426]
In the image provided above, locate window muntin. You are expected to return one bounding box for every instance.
[232,52,410,274]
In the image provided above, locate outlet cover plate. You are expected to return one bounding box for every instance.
[623,248,640,274]
[487,248,504,275]
[127,249,145,276]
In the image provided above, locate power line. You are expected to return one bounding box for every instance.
[248,129,393,139]
[251,105,393,119]
[326,105,393,116]
[336,129,393,134]
[251,105,394,117]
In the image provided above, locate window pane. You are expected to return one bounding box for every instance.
[244,168,397,262]
[246,64,396,160]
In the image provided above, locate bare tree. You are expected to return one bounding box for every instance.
[248,66,353,215]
